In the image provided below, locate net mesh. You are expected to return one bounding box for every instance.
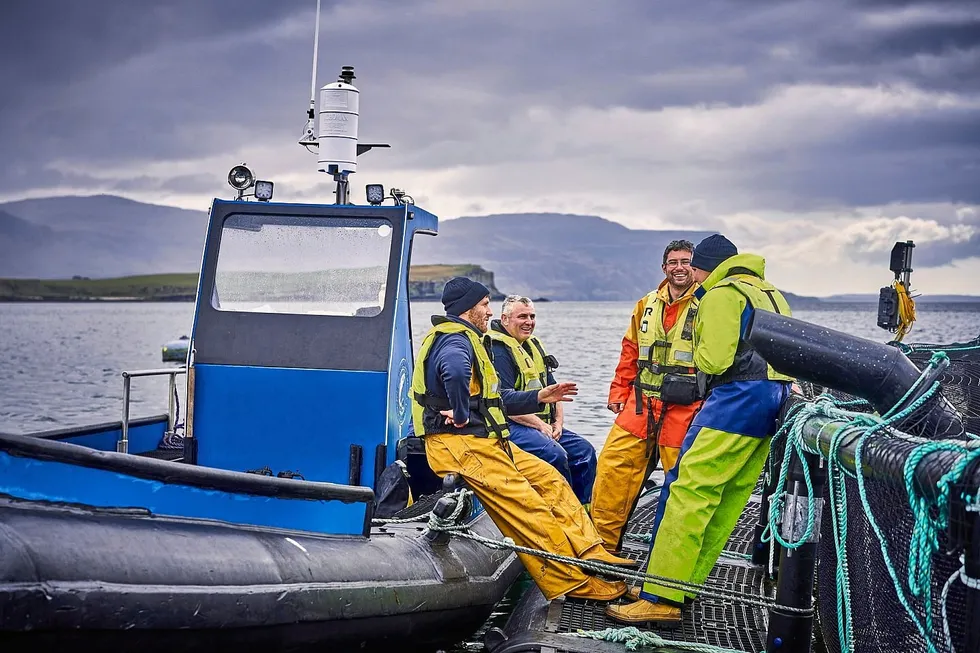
[813,332,980,653]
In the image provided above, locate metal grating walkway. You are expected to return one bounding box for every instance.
[490,488,771,653]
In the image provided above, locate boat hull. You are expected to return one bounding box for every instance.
[0,496,522,652]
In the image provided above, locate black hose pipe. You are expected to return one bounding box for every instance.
[745,310,962,437]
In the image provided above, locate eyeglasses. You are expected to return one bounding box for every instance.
[664,259,691,268]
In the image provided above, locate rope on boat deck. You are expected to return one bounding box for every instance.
[371,513,433,525]
[371,488,804,616]
[424,509,813,615]
[624,532,752,562]
[371,488,473,525]
[573,626,750,653]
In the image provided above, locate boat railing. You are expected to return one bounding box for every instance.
[118,367,187,454]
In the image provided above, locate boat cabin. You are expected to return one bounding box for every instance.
[0,196,439,537]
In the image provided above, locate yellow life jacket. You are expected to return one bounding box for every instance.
[410,319,510,439]
[634,285,699,400]
[488,328,555,424]
[711,275,795,385]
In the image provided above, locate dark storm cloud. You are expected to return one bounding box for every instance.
[0,0,304,94]
[1,0,317,192]
[916,234,980,267]
[1,0,978,270]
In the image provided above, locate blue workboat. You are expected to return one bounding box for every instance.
[0,56,523,652]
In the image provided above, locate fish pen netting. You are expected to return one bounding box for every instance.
[812,333,980,653]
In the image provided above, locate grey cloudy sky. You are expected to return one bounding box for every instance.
[2,0,978,296]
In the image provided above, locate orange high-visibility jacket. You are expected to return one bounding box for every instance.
[607,280,702,447]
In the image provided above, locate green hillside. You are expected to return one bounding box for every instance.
[0,265,504,302]
[0,274,199,301]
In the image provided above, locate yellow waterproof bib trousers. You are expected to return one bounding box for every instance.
[423,433,605,599]
[640,426,771,603]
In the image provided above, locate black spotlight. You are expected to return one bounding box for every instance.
[228,164,254,193]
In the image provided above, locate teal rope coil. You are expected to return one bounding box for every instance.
[760,351,979,653]
[574,626,748,653]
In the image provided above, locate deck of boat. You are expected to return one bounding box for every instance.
[487,482,772,653]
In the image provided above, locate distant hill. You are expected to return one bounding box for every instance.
[0,196,715,300]
[0,195,208,279]
[408,264,505,300]
[411,213,715,300]
[0,265,504,302]
[0,274,199,302]
[3,195,978,304]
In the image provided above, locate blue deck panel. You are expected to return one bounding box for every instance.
[0,450,368,535]
[193,364,389,487]
[56,419,167,454]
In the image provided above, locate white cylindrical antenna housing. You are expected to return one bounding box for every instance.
[317,78,359,174]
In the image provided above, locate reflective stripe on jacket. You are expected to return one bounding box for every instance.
[634,283,699,398]
[488,324,556,423]
[607,280,701,439]
[411,318,510,439]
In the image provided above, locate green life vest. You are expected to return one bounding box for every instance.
[488,329,555,424]
[634,289,699,399]
[710,274,795,385]
[410,320,510,439]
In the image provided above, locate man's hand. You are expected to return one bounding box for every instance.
[551,422,563,440]
[607,402,624,414]
[438,409,468,429]
[537,382,578,404]
[511,412,553,435]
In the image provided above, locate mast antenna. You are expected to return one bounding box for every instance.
[295,0,390,203]
[298,0,321,148]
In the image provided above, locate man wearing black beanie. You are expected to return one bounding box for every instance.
[410,277,635,602]
[608,236,796,625]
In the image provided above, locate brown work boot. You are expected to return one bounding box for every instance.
[585,547,642,569]
[566,577,628,602]
[605,599,682,625]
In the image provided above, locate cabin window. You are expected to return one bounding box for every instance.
[213,214,393,317]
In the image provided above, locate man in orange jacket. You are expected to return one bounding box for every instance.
[590,240,704,552]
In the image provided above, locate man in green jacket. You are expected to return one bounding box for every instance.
[606,234,794,625]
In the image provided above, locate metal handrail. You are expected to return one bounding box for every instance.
[119,367,187,453]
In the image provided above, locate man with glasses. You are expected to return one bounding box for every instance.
[590,240,705,553]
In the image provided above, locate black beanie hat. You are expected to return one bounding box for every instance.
[691,234,738,272]
[442,277,490,316]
